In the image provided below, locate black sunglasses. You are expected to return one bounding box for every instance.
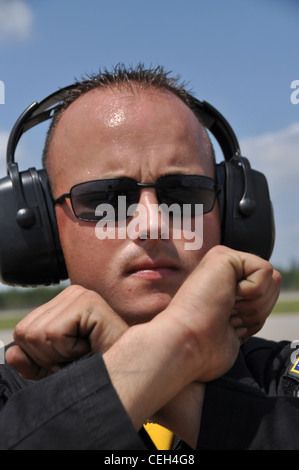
[54,174,221,222]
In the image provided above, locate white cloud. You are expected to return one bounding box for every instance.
[240,122,299,268]
[0,0,34,44]
[241,122,299,199]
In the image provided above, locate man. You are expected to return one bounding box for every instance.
[0,65,295,450]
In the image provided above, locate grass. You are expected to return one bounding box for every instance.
[272,300,299,314]
[0,316,24,330]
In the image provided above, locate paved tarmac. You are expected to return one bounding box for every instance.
[257,312,299,342]
[257,290,299,342]
[0,330,14,346]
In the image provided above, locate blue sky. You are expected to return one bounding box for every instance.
[0,0,298,281]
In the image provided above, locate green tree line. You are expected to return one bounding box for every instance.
[0,286,65,310]
[276,263,299,291]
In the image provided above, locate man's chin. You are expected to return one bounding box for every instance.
[117,294,173,326]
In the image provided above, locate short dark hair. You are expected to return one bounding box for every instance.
[42,64,213,171]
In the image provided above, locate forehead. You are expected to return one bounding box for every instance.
[47,86,213,188]
[56,85,203,138]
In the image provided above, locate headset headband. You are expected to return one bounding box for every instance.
[6,84,241,170]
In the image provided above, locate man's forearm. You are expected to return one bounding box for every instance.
[103,313,198,431]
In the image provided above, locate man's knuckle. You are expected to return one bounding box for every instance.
[208,245,229,257]
[45,325,58,342]
[264,262,274,277]
[13,322,26,342]
[65,284,98,304]
[14,325,38,346]
[65,284,85,295]
[80,288,99,305]
[274,269,282,286]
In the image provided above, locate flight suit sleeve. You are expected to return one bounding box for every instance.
[0,353,146,450]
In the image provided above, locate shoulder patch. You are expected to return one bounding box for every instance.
[290,358,299,376]
[283,352,299,396]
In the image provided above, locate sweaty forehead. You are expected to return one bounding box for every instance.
[56,86,202,135]
[47,86,214,187]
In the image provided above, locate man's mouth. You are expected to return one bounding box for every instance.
[126,258,179,280]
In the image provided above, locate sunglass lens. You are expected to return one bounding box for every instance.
[71,179,138,221]
[157,175,217,215]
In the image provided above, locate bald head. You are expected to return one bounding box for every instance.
[46,85,215,195]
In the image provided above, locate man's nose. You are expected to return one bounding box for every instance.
[129,188,165,241]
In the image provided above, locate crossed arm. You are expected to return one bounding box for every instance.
[5,246,281,446]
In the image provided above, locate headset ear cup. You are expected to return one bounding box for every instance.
[37,169,68,282]
[0,168,67,286]
[216,162,226,229]
[216,160,275,260]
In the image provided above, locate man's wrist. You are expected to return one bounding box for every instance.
[103,314,197,430]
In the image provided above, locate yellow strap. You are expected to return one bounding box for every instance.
[144,423,174,450]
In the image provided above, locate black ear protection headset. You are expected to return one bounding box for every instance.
[0,84,275,286]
